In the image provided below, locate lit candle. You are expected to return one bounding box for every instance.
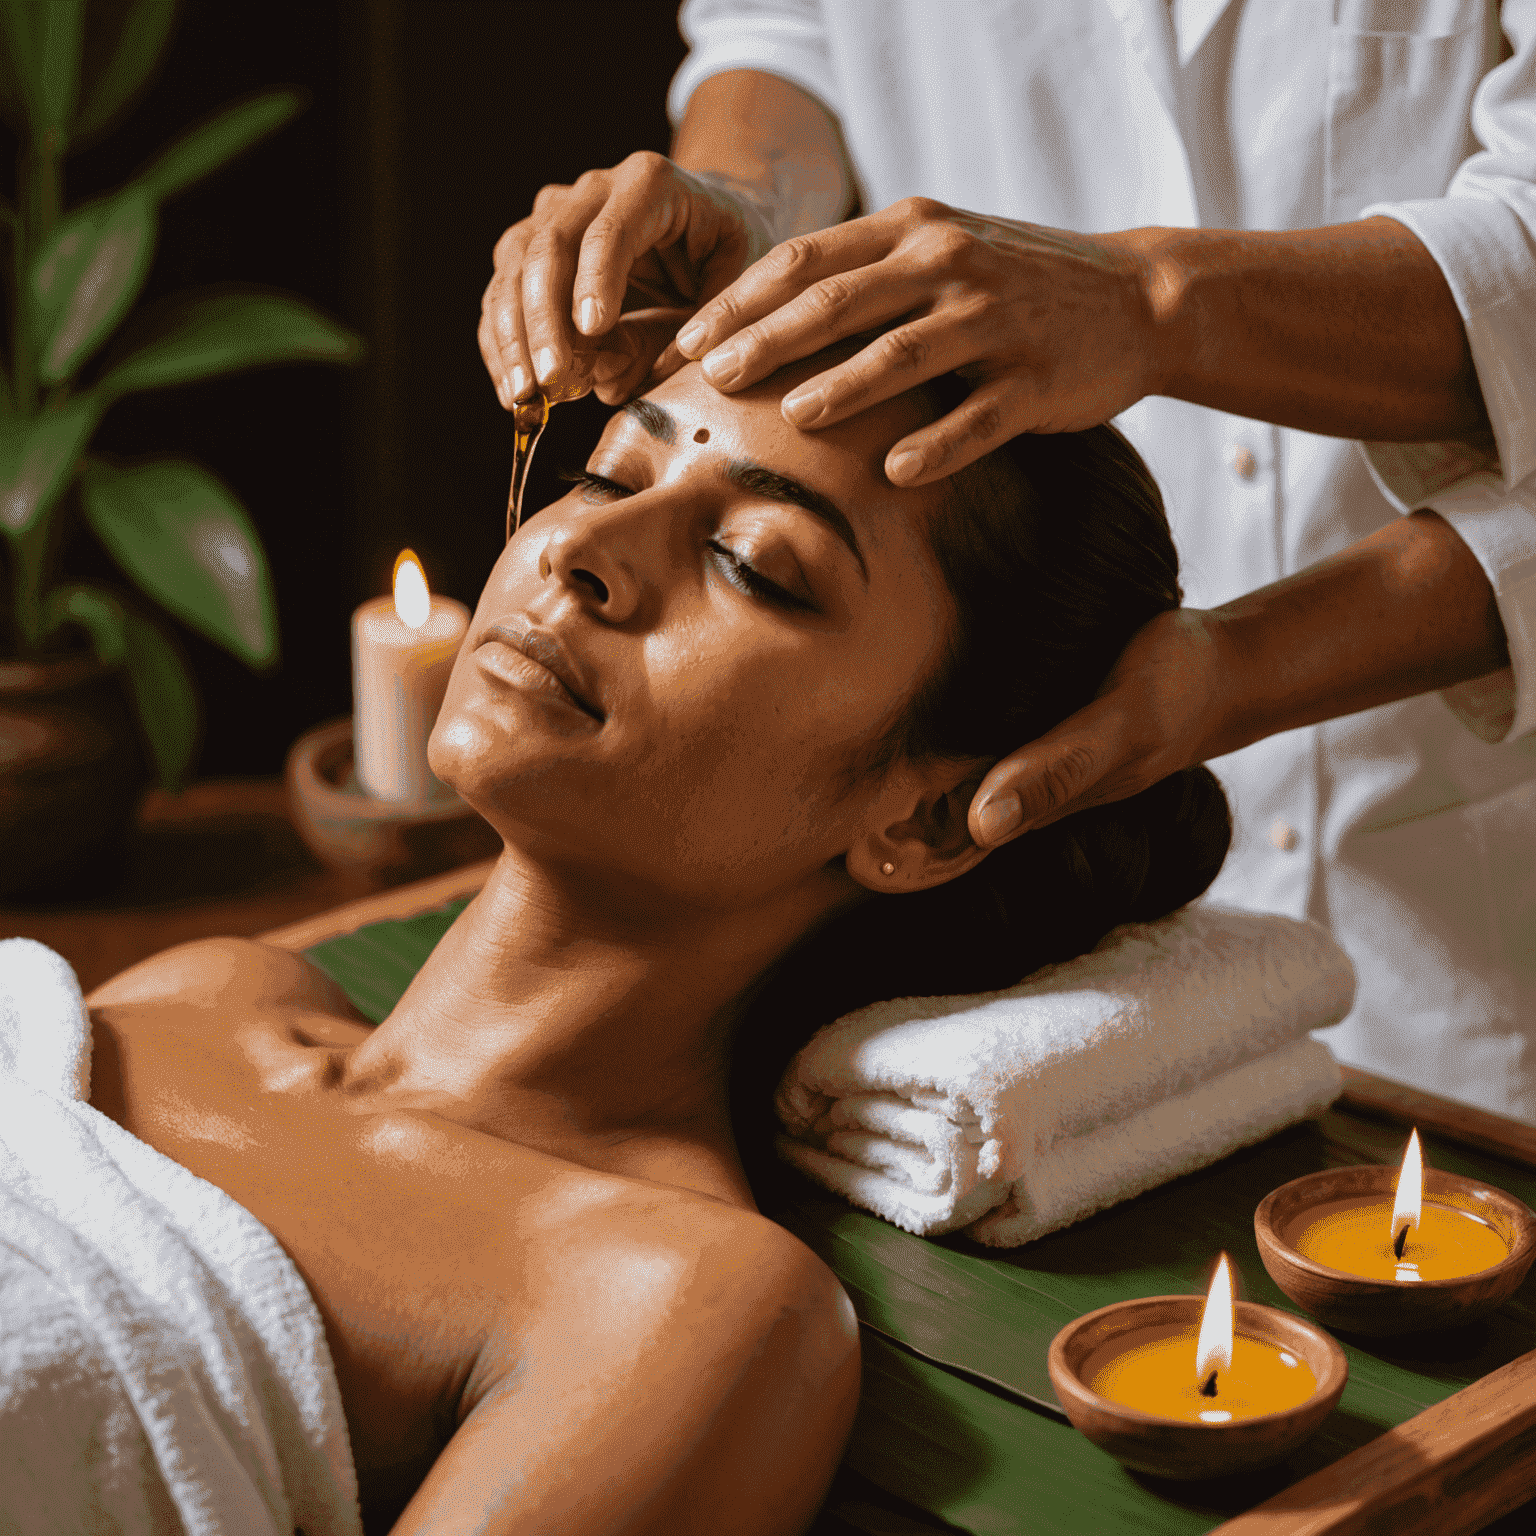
[350,550,469,804]
[1089,1255,1318,1424]
[1293,1129,1510,1283]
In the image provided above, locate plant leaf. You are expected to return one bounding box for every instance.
[0,396,98,535]
[136,88,301,202]
[97,288,361,398]
[30,187,156,384]
[120,601,201,792]
[39,579,128,666]
[0,0,87,139]
[78,455,280,668]
[71,0,179,145]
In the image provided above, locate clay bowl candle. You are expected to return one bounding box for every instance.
[1047,1254,1347,1481]
[1255,1129,1536,1337]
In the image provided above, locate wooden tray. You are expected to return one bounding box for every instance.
[260,863,1536,1536]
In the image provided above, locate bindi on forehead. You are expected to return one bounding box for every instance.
[693,428,710,444]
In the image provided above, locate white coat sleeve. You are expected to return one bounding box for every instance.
[667,0,840,127]
[1356,1,1536,742]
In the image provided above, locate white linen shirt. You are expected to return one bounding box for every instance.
[671,0,1536,1124]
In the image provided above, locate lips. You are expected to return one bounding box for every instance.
[475,621,604,721]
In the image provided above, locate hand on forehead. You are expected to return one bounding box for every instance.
[634,344,946,510]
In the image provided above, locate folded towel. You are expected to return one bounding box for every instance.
[775,904,1352,1245]
[0,937,362,1536]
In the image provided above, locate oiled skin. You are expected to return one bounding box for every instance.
[85,937,861,1535]
[73,354,989,1534]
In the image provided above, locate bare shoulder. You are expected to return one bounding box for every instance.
[401,1188,862,1536]
[85,934,371,1023]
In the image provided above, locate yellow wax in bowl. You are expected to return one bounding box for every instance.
[1090,1327,1317,1424]
[1294,1198,1509,1282]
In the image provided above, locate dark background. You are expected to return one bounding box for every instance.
[13,0,690,779]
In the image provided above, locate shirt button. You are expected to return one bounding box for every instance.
[1231,445,1258,480]
[1269,818,1300,852]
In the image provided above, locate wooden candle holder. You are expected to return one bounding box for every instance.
[1047,1296,1347,1481]
[285,716,501,886]
[1254,1165,1536,1337]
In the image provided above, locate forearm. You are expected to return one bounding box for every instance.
[1203,510,1509,761]
[1129,217,1491,444]
[670,69,853,251]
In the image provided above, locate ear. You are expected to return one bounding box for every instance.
[845,759,994,893]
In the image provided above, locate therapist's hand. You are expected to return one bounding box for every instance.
[479,152,773,410]
[671,197,1161,486]
[967,508,1516,849]
[967,610,1223,849]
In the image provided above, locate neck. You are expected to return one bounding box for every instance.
[341,846,847,1204]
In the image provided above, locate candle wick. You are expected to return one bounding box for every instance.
[1393,1224,1411,1260]
[1199,1369,1218,1398]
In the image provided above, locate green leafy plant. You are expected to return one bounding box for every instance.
[0,0,360,792]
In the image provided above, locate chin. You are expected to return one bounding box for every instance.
[426,714,478,802]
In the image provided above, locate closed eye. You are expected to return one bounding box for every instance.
[558,467,633,499]
[706,542,814,612]
[557,469,814,614]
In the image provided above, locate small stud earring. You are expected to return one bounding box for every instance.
[538,550,552,579]
[881,861,896,876]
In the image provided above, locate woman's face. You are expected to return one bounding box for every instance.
[430,356,956,909]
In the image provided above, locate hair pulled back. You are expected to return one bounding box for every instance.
[733,389,1232,1198]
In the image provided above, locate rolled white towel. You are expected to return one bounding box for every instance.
[774,904,1352,1245]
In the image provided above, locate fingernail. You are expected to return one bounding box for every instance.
[677,320,706,356]
[782,387,822,426]
[579,296,600,334]
[887,450,924,484]
[976,792,1023,847]
[533,347,557,384]
[701,342,742,385]
[510,364,530,400]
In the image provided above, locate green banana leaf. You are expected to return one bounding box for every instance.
[302,900,1536,1535]
[79,454,279,668]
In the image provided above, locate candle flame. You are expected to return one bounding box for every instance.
[1195,1253,1234,1390]
[393,549,431,630]
[1392,1128,1423,1252]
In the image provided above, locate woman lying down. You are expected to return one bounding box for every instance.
[66,341,1231,1533]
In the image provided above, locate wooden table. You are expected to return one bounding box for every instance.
[0,778,388,995]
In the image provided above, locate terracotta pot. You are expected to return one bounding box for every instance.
[1048,1295,1348,1481]
[285,716,502,886]
[0,644,151,901]
[1255,1164,1536,1336]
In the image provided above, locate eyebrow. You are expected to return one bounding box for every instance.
[622,398,676,444]
[621,398,868,583]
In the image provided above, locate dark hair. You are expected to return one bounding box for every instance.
[733,384,1232,1204]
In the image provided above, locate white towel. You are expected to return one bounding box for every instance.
[775,904,1351,1246]
[0,937,363,1536]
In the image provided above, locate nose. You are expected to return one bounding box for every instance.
[536,492,663,625]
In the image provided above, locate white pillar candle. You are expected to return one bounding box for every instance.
[350,550,469,804]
